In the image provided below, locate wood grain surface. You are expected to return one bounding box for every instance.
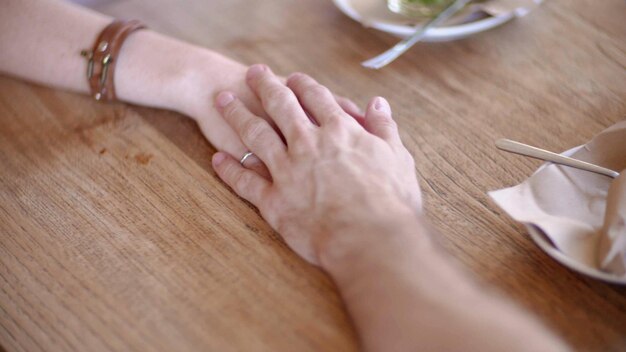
[1,0,625,351]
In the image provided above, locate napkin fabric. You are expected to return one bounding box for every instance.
[490,121,626,277]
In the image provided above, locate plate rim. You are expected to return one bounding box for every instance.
[332,0,515,40]
[527,225,626,285]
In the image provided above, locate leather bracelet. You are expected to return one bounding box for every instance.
[81,20,146,102]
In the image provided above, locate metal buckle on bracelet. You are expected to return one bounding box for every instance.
[80,40,113,101]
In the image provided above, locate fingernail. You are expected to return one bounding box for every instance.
[247,64,267,80]
[374,97,391,114]
[216,92,235,108]
[212,152,226,166]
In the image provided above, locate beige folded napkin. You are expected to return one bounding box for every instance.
[598,171,626,275]
[349,0,542,27]
[489,120,626,278]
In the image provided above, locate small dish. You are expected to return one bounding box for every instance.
[524,146,626,285]
[527,225,626,285]
[333,0,517,41]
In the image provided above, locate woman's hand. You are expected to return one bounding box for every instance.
[179,53,364,180]
[211,64,422,265]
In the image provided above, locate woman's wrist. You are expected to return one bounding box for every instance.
[114,28,257,122]
[173,49,261,119]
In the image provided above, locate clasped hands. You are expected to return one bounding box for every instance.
[211,64,423,266]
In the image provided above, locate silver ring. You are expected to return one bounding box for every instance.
[239,152,255,166]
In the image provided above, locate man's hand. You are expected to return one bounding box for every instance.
[210,64,422,265]
[181,54,365,181]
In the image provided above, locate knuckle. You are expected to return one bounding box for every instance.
[321,109,347,126]
[234,170,253,193]
[374,115,397,129]
[265,85,290,102]
[221,161,238,181]
[323,124,349,142]
[241,119,267,141]
[288,72,308,87]
[265,99,286,115]
[223,101,242,119]
[290,133,316,153]
[306,85,331,100]
[296,73,315,86]
[330,110,349,123]
[287,125,310,143]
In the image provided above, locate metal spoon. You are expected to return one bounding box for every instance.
[495,138,620,178]
[362,0,472,69]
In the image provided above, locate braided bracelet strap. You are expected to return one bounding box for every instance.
[81,20,146,102]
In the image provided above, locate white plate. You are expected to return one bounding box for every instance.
[525,146,626,285]
[333,0,516,41]
[527,225,626,285]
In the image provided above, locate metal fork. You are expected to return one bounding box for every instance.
[361,0,472,69]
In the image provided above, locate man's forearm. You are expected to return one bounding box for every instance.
[321,214,569,351]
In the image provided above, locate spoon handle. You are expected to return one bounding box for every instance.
[495,139,620,178]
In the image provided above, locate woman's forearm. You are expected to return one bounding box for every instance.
[321,214,570,352]
[0,0,262,157]
[0,0,109,96]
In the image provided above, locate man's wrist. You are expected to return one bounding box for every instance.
[316,208,429,276]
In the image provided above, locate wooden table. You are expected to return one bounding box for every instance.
[1,0,625,351]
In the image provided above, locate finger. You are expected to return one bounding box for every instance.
[287,73,355,126]
[246,64,314,143]
[363,96,402,145]
[335,95,363,118]
[241,153,272,181]
[197,118,271,181]
[215,91,286,169]
[335,95,366,126]
[212,152,271,207]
